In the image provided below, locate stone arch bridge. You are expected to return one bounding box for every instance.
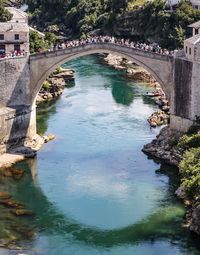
[0,43,199,154]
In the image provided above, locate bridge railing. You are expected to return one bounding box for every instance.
[30,42,174,61]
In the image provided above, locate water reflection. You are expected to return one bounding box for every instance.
[111,82,134,106]
[36,100,57,134]
[1,159,200,254]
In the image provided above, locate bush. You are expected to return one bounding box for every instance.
[179,148,200,198]
[177,134,200,150]
[42,81,51,91]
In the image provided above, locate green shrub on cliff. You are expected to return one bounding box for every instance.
[177,134,200,150]
[179,148,200,198]
[42,81,51,91]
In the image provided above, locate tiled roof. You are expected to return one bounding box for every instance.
[185,34,200,45]
[5,7,28,19]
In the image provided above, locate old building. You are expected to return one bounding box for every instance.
[188,21,200,36]
[0,8,29,55]
[166,0,200,9]
[184,34,200,61]
[190,0,200,9]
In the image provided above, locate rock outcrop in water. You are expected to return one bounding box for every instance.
[104,54,157,85]
[143,126,183,166]
[36,67,75,104]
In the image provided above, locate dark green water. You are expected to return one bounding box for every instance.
[0,55,200,255]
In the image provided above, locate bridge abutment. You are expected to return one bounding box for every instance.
[169,56,200,132]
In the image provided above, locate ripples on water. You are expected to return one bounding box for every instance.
[0,55,200,255]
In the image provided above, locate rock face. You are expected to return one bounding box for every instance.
[143,126,183,166]
[187,203,200,235]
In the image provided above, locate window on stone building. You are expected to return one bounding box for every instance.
[14,44,20,52]
[0,34,4,40]
[0,45,5,54]
[195,29,199,35]
[15,34,20,40]
[189,48,192,55]
[185,46,188,53]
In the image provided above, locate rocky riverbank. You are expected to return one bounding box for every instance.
[104,54,157,85]
[0,134,55,169]
[104,54,170,127]
[36,67,75,104]
[143,126,183,166]
[143,126,200,235]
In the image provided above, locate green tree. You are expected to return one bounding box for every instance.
[0,0,13,22]
[111,0,128,12]
[29,31,45,53]
[45,32,57,48]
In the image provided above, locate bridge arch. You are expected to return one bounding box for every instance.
[29,43,174,104]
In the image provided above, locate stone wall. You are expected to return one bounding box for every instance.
[0,57,31,107]
[0,57,36,154]
[174,58,193,119]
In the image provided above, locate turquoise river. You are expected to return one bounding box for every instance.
[0,55,200,255]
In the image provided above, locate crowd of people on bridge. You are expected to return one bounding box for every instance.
[52,35,174,56]
[0,35,174,60]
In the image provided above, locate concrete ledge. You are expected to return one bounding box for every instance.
[170,115,193,132]
[0,153,26,168]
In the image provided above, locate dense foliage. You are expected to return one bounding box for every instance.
[178,134,200,150]
[178,131,200,200]
[25,0,200,49]
[0,0,13,21]
[29,31,56,53]
[26,0,128,38]
[179,148,200,198]
[133,0,200,48]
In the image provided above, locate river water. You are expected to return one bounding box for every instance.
[0,55,200,255]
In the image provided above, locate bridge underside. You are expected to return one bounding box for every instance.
[29,44,174,104]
